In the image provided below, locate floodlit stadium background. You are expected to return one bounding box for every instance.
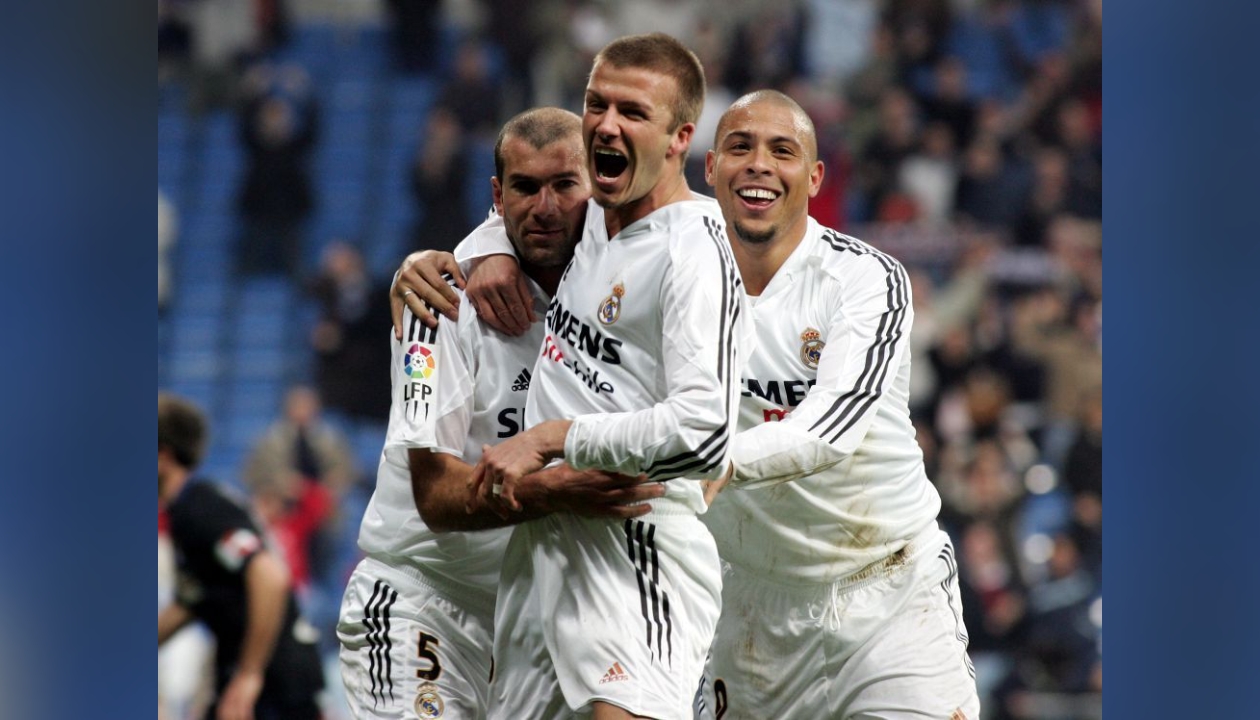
[157,1,1102,718]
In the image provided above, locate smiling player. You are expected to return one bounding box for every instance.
[697,90,979,720]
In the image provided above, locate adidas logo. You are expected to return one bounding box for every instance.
[511,368,532,392]
[599,661,630,685]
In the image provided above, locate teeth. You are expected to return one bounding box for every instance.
[738,188,777,201]
[595,148,624,158]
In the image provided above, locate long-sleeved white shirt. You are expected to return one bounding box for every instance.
[702,218,942,583]
[463,198,753,515]
[359,215,544,605]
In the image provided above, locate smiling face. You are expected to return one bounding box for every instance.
[492,134,589,271]
[583,61,692,211]
[705,96,823,248]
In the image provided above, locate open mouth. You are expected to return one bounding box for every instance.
[594,148,629,181]
[736,187,780,208]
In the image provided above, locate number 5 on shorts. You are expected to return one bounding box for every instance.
[417,632,443,681]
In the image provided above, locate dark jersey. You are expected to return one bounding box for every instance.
[167,480,323,703]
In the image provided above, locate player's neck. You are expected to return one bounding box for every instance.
[604,169,692,239]
[730,222,808,296]
[520,262,561,299]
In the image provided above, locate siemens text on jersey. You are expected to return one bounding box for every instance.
[539,297,623,396]
[544,297,623,364]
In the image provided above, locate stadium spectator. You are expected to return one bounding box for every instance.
[1062,384,1102,574]
[408,107,474,255]
[1021,532,1100,693]
[844,19,900,156]
[898,120,960,225]
[921,55,977,147]
[244,385,356,591]
[158,0,192,84]
[236,62,318,276]
[955,136,1025,227]
[721,0,806,93]
[1012,145,1070,247]
[308,243,393,421]
[855,86,920,220]
[435,38,503,138]
[1010,287,1102,467]
[384,0,443,73]
[907,239,993,416]
[1055,98,1103,219]
[884,0,954,91]
[183,0,261,111]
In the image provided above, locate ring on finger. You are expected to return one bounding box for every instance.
[402,290,416,298]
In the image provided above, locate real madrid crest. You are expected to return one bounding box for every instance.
[415,682,445,718]
[598,282,625,325]
[800,327,824,369]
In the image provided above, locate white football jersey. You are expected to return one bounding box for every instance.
[357,216,547,606]
[702,217,943,583]
[525,198,752,514]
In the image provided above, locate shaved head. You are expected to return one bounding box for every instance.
[716,90,818,162]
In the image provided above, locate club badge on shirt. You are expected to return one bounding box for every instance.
[415,683,444,718]
[800,327,824,369]
[597,283,625,325]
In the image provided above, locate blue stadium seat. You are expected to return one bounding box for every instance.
[224,413,274,454]
[167,350,224,383]
[226,379,284,419]
[233,347,288,380]
[158,113,189,149]
[169,314,224,353]
[203,111,239,151]
[330,80,373,112]
[164,379,218,413]
[232,313,289,350]
[176,280,230,314]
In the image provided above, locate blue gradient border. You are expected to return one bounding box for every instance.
[1107,1,1260,718]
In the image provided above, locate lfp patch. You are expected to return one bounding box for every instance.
[404,344,437,379]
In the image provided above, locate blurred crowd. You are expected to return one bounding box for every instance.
[158,1,1102,718]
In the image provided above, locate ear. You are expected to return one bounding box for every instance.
[704,149,717,187]
[807,159,825,198]
[668,122,695,161]
[491,176,505,216]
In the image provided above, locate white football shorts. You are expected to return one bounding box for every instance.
[338,557,495,720]
[490,512,722,719]
[697,524,980,720]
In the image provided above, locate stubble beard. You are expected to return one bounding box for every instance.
[732,218,777,245]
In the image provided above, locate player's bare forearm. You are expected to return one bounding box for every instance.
[158,602,194,646]
[411,447,660,531]
[410,448,518,531]
[391,250,466,338]
[528,464,665,518]
[472,420,572,510]
[466,254,535,336]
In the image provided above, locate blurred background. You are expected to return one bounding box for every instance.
[156,1,1102,718]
